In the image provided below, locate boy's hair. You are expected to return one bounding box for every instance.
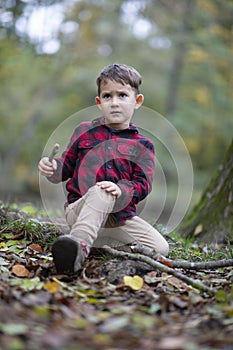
[96,63,142,95]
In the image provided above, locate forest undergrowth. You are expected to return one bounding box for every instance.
[0,202,232,350]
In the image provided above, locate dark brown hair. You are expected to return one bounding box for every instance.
[96,63,142,95]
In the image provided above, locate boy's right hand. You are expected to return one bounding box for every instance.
[38,157,57,177]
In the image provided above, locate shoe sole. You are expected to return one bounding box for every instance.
[52,237,78,274]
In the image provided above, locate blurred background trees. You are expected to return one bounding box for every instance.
[0,0,232,225]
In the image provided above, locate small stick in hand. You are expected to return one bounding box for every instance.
[48,143,60,163]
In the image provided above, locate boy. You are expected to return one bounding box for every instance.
[38,63,169,274]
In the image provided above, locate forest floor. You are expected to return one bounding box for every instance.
[0,202,233,350]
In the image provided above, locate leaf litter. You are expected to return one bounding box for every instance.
[0,203,233,350]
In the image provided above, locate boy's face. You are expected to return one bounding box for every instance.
[95,80,144,130]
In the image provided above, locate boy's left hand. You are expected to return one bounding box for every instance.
[96,181,122,198]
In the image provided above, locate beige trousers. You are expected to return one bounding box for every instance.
[65,184,169,256]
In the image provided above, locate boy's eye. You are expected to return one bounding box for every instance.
[102,93,111,99]
[119,93,127,98]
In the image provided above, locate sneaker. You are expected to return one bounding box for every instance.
[52,236,88,274]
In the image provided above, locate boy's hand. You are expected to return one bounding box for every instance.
[38,157,57,177]
[96,181,122,198]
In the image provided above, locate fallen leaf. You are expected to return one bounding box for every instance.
[0,242,8,252]
[157,256,173,267]
[123,275,143,291]
[0,256,9,266]
[169,295,188,309]
[28,243,43,253]
[44,281,61,294]
[10,277,44,291]
[215,289,229,303]
[12,264,30,277]
[99,316,129,333]
[158,336,191,349]
[1,323,29,336]
[167,276,191,291]
[194,224,203,236]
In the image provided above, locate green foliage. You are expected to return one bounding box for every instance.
[215,285,233,304]
[169,230,233,261]
[0,202,60,246]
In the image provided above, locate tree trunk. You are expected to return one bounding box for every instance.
[180,139,233,243]
[165,0,196,117]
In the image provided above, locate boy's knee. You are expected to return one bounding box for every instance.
[92,184,115,201]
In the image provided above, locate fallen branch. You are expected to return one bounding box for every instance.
[131,243,233,270]
[103,245,216,295]
[157,256,233,270]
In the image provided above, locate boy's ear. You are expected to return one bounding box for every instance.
[95,96,102,110]
[95,96,101,104]
[135,94,144,110]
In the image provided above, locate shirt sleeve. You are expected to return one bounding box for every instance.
[116,140,155,205]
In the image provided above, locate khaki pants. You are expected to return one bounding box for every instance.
[65,184,169,256]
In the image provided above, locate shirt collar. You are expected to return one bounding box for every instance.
[92,116,139,133]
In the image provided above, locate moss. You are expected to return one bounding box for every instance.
[180,139,233,243]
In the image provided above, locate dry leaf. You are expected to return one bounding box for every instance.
[123,275,144,291]
[43,281,61,294]
[157,256,173,267]
[28,244,43,253]
[167,276,191,291]
[12,264,30,277]
[158,336,190,349]
[194,224,203,236]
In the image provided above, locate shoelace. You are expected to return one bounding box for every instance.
[80,241,89,256]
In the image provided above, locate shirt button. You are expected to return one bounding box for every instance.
[107,146,112,150]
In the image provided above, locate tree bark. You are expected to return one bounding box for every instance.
[180,139,233,243]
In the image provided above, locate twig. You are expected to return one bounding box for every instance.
[48,143,60,162]
[131,243,157,258]
[131,243,233,270]
[157,256,233,270]
[103,245,216,295]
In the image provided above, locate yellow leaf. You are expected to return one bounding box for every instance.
[123,275,144,291]
[12,264,30,277]
[0,242,8,252]
[43,281,61,294]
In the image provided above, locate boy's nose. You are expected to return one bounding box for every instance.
[111,96,119,106]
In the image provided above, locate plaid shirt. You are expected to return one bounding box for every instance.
[49,116,155,223]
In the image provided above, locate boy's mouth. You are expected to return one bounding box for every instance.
[110,111,121,114]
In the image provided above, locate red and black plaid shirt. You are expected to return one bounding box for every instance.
[49,116,155,223]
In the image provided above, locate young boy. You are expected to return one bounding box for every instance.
[38,63,169,274]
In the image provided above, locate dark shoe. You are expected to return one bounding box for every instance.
[52,237,78,274]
